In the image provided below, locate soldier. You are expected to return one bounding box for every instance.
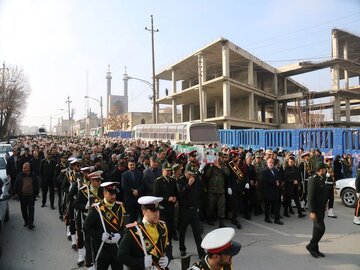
[143,155,161,196]
[83,182,125,270]
[39,149,57,209]
[353,163,360,225]
[117,196,169,270]
[204,153,230,228]
[283,156,306,218]
[175,164,205,258]
[299,152,314,207]
[153,162,177,260]
[63,158,82,248]
[306,163,328,258]
[253,152,265,216]
[324,156,337,218]
[74,170,103,267]
[243,153,256,221]
[226,150,243,229]
[189,227,241,270]
[54,153,68,220]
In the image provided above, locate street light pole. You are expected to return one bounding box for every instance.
[145,15,159,124]
[85,95,104,136]
[65,96,72,136]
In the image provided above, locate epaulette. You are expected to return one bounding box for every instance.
[159,220,166,224]
[115,201,123,205]
[79,185,88,190]
[126,221,137,228]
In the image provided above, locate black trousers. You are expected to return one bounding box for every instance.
[179,207,203,256]
[57,188,63,216]
[264,199,280,220]
[243,188,255,217]
[230,188,243,218]
[41,178,55,206]
[325,184,334,209]
[97,244,123,270]
[309,213,325,251]
[76,212,85,249]
[160,209,175,246]
[20,196,35,225]
[283,186,302,214]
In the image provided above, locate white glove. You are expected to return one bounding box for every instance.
[245,183,250,189]
[101,232,112,243]
[85,201,90,210]
[326,172,330,178]
[199,162,205,172]
[357,193,360,198]
[227,188,232,195]
[158,256,169,268]
[144,255,152,268]
[111,233,121,243]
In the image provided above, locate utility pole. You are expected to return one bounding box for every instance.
[0,62,9,131]
[100,96,104,136]
[145,15,159,124]
[65,96,72,136]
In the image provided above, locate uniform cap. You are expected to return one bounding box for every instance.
[162,162,172,171]
[255,152,261,158]
[315,162,326,170]
[172,164,181,172]
[150,155,158,162]
[325,155,334,160]
[176,152,186,160]
[265,149,273,154]
[188,150,197,157]
[138,196,163,211]
[119,153,128,159]
[187,165,198,175]
[81,166,93,172]
[68,156,77,163]
[88,170,103,180]
[100,181,119,193]
[301,152,310,157]
[245,153,253,159]
[201,227,241,256]
[70,158,81,164]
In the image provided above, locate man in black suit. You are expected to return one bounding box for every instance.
[262,158,283,225]
[306,162,328,258]
[121,158,145,223]
[39,150,57,208]
[6,147,20,197]
[143,156,161,196]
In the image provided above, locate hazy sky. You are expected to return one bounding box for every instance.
[0,0,359,129]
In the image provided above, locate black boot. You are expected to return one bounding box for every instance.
[173,230,179,241]
[232,218,242,229]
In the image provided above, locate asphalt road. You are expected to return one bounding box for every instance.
[0,196,359,270]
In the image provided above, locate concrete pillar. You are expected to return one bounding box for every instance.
[222,41,230,118]
[332,29,339,59]
[155,77,160,123]
[249,93,255,121]
[331,30,340,91]
[346,98,350,122]
[223,121,230,129]
[254,96,259,121]
[180,105,184,122]
[284,78,288,95]
[333,95,341,122]
[172,69,177,94]
[248,61,254,86]
[172,99,177,123]
[273,101,279,125]
[189,104,195,121]
[344,41,349,90]
[202,89,207,119]
[197,54,204,121]
[283,102,288,124]
[215,97,221,117]
[274,73,278,95]
[261,105,266,122]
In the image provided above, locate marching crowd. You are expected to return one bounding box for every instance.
[5,135,360,270]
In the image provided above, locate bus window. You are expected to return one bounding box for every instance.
[189,125,219,143]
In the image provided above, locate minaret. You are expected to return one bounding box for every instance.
[106,65,112,117]
[123,66,128,97]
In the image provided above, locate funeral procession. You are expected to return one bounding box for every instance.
[0,1,359,270]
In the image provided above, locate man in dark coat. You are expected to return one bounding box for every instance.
[121,158,145,223]
[143,156,161,196]
[262,158,283,225]
[39,150,57,208]
[14,162,39,229]
[6,147,20,196]
[306,162,328,258]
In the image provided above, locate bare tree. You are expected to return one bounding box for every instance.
[0,65,31,139]
[292,92,324,128]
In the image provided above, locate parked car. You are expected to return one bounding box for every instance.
[0,143,12,160]
[335,177,357,208]
[0,153,10,256]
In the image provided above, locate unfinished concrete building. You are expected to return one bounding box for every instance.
[155,28,360,129]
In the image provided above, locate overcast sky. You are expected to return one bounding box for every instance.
[0,0,359,129]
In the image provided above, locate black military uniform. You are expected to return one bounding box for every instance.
[324,157,337,218]
[117,197,169,270]
[354,164,360,225]
[299,153,314,205]
[283,159,305,218]
[153,162,178,259]
[83,182,125,270]
[306,163,328,258]
[176,164,204,258]
[54,155,68,219]
[74,171,104,267]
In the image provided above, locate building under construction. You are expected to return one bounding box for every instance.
[155,28,360,129]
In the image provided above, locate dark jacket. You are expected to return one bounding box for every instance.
[121,169,145,208]
[39,158,57,183]
[153,175,178,212]
[307,173,327,219]
[143,167,161,196]
[262,167,280,201]
[14,172,39,197]
[283,165,301,194]
[6,154,20,181]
